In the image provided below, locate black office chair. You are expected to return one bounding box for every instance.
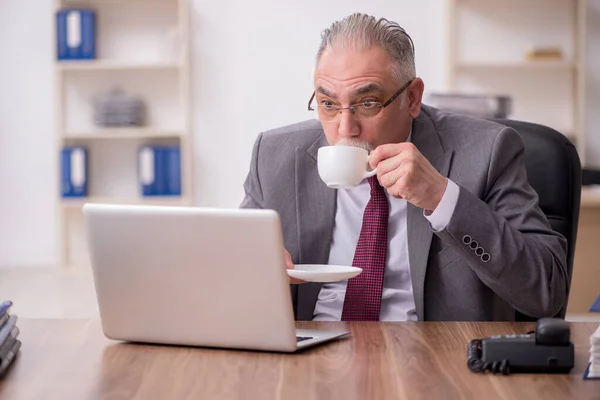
[490,119,582,320]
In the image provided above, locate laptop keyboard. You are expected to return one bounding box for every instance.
[296,336,313,342]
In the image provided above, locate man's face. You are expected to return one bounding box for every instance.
[313,45,423,149]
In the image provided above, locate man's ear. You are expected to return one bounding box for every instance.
[407,78,424,119]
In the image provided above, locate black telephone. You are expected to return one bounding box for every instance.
[467,318,574,375]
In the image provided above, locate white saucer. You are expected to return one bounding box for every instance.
[287,264,362,283]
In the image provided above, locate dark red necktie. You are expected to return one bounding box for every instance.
[341,176,389,321]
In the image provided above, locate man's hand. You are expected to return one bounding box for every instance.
[369,142,448,212]
[285,249,305,284]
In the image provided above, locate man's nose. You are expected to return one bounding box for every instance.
[337,109,360,139]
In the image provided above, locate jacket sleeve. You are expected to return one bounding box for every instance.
[240,132,265,210]
[435,127,569,318]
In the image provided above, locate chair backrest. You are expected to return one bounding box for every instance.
[490,119,582,319]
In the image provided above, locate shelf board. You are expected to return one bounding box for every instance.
[56,60,181,71]
[61,196,191,209]
[456,61,577,70]
[60,0,157,3]
[62,129,184,140]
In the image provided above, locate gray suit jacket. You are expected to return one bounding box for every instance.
[240,105,568,321]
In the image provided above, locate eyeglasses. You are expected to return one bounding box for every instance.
[307,78,414,121]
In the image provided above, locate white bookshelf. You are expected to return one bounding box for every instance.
[53,0,194,268]
[446,0,587,164]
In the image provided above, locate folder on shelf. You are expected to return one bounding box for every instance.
[56,8,96,60]
[61,146,88,198]
[138,146,182,197]
[139,146,166,196]
[165,146,181,196]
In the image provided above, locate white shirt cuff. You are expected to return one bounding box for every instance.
[423,179,459,232]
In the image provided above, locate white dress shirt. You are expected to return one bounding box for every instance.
[312,161,460,321]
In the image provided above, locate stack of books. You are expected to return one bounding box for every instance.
[587,324,600,379]
[585,295,600,380]
[0,300,21,378]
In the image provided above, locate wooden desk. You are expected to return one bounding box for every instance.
[0,319,597,400]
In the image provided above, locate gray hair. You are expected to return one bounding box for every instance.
[316,13,416,84]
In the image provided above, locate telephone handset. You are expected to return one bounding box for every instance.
[467,317,574,375]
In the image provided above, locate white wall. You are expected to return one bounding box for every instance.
[0,1,57,267]
[0,0,597,267]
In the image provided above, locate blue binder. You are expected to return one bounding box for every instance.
[56,9,96,60]
[61,147,88,197]
[139,146,166,196]
[165,146,181,196]
[138,146,182,196]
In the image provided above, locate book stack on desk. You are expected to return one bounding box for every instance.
[587,324,600,379]
[0,300,21,378]
[586,294,600,379]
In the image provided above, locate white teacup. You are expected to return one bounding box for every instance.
[317,145,377,189]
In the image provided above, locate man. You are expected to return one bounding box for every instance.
[240,13,568,321]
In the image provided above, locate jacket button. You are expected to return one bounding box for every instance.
[463,235,472,245]
[481,253,491,263]
[475,247,484,256]
[469,241,478,250]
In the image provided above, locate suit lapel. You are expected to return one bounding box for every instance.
[408,109,453,320]
[295,133,336,320]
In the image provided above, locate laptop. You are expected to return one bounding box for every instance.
[82,203,349,352]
